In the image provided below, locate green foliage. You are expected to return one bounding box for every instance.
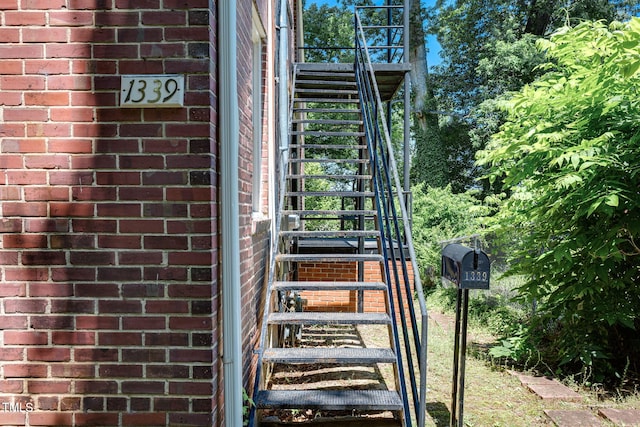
[478,19,640,383]
[410,184,490,279]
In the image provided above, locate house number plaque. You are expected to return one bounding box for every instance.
[120,75,184,108]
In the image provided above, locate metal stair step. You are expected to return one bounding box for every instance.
[293,97,359,104]
[293,107,360,114]
[289,144,367,150]
[286,209,377,217]
[286,191,374,198]
[262,347,396,364]
[291,130,365,137]
[295,88,358,96]
[268,311,391,326]
[292,119,362,125]
[295,78,356,86]
[276,253,383,263]
[273,280,386,291]
[287,174,371,180]
[255,390,403,411]
[280,230,378,238]
[289,158,368,164]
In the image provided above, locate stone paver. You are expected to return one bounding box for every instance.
[527,382,583,401]
[544,410,604,427]
[599,408,640,426]
[508,371,583,401]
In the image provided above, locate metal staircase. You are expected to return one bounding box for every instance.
[250,4,427,427]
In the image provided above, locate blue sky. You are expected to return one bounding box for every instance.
[306,0,442,68]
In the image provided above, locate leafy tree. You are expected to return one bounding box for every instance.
[416,0,640,193]
[478,18,640,381]
[410,184,490,281]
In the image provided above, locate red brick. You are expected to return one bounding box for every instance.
[97,235,142,249]
[3,234,47,249]
[121,381,165,394]
[119,59,164,74]
[50,364,95,378]
[29,283,73,297]
[29,315,74,329]
[0,412,26,426]
[0,282,25,296]
[165,27,209,42]
[98,300,141,314]
[144,236,187,250]
[27,122,72,137]
[3,331,48,345]
[26,153,71,169]
[75,413,119,426]
[1,120,28,137]
[122,413,168,426]
[0,60,22,74]
[76,315,119,329]
[49,10,94,26]
[118,251,163,265]
[4,299,48,313]
[49,138,93,153]
[122,349,165,363]
[71,219,117,233]
[25,219,69,233]
[50,202,95,217]
[24,187,69,201]
[37,396,59,411]
[69,183,115,201]
[0,348,24,361]
[28,380,71,394]
[0,315,28,329]
[69,27,112,44]
[22,0,66,8]
[122,317,166,330]
[74,283,119,298]
[71,154,117,169]
[21,251,66,265]
[114,0,160,7]
[142,11,186,26]
[119,219,164,233]
[49,234,96,249]
[29,412,73,426]
[95,203,142,218]
[96,172,141,185]
[4,267,49,282]
[3,363,47,378]
[140,43,186,58]
[24,92,69,106]
[27,347,70,362]
[0,187,20,200]
[93,43,139,59]
[52,331,96,345]
[49,171,93,185]
[25,59,70,74]
[98,332,142,347]
[145,333,189,347]
[98,364,143,378]
[51,267,96,282]
[1,75,46,90]
[3,11,46,26]
[74,348,118,362]
[168,380,212,395]
[118,187,164,201]
[48,75,92,91]
[22,27,67,42]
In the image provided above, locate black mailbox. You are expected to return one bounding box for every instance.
[441,244,490,290]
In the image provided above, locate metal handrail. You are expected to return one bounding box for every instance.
[355,8,428,427]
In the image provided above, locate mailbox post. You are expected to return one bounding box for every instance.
[441,244,490,427]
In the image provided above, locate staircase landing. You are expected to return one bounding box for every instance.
[295,62,409,102]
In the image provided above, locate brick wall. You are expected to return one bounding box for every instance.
[298,260,415,319]
[0,1,221,426]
